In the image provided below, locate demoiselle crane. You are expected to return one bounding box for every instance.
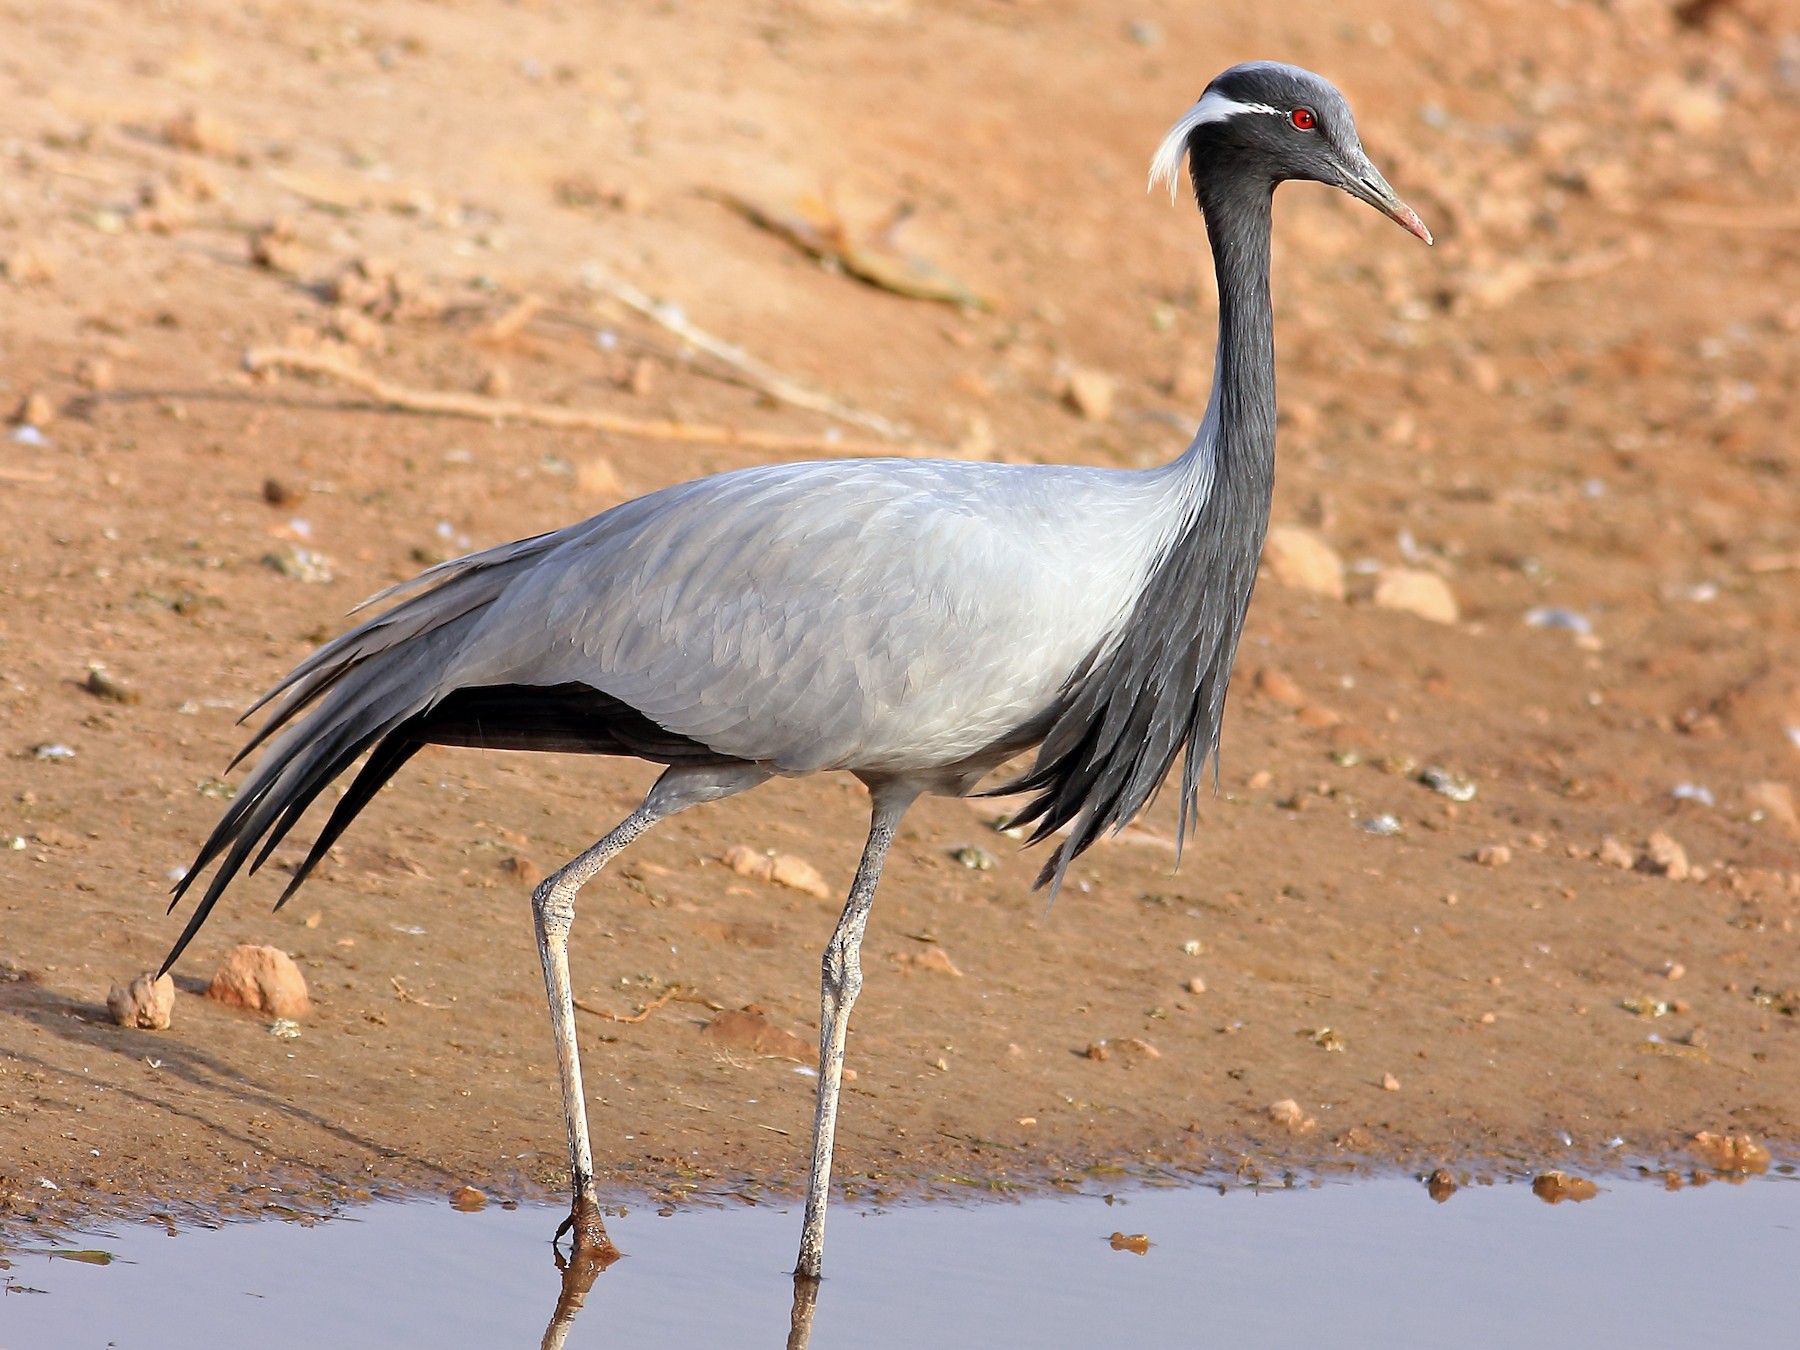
[162,61,1429,1281]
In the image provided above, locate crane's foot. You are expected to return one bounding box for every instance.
[552,1193,621,1271]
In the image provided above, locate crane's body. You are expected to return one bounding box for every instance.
[162,60,1430,1286]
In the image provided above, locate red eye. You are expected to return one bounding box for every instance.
[1290,107,1317,131]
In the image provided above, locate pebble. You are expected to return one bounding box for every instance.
[721,845,831,898]
[1062,368,1115,421]
[897,946,963,977]
[1267,1098,1316,1133]
[1597,836,1634,869]
[575,455,625,498]
[1262,524,1345,600]
[163,108,240,157]
[1742,781,1798,832]
[3,246,57,285]
[263,545,335,584]
[1531,1171,1598,1204]
[449,1185,488,1212]
[1426,1168,1457,1202]
[948,845,995,870]
[106,971,175,1030]
[498,855,544,887]
[1186,975,1206,995]
[1524,606,1595,637]
[74,356,114,391]
[1108,1231,1152,1254]
[1474,844,1512,867]
[1252,667,1308,708]
[11,390,53,427]
[1381,1072,1400,1091]
[1639,832,1689,881]
[1688,1131,1771,1175]
[83,666,139,705]
[206,944,310,1018]
[1372,568,1459,624]
[1419,766,1477,802]
[1359,814,1404,837]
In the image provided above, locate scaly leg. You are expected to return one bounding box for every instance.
[795,781,917,1281]
[532,762,769,1257]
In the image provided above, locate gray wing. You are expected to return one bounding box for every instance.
[432,458,1168,772]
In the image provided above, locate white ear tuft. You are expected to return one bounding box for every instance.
[1147,91,1284,204]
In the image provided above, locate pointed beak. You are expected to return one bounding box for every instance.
[1343,161,1433,245]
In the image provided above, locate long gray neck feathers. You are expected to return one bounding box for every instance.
[1000,174,1278,895]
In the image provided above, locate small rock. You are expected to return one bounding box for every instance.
[1597,836,1635,869]
[449,1185,488,1212]
[74,356,114,391]
[1419,766,1477,802]
[1083,1041,1111,1061]
[628,356,657,398]
[205,944,310,1018]
[769,853,831,899]
[1637,75,1725,136]
[1743,781,1798,833]
[575,455,625,498]
[1186,975,1206,996]
[1108,1231,1152,1254]
[1262,524,1345,600]
[478,364,512,398]
[498,855,544,888]
[1372,568,1459,624]
[262,477,300,507]
[1532,1171,1598,1204]
[263,545,335,584]
[701,1005,811,1061]
[1474,844,1512,868]
[1382,1072,1400,1091]
[1267,1098,1316,1133]
[897,946,963,977]
[1689,1131,1771,1174]
[1252,667,1308,708]
[1639,832,1689,881]
[948,845,995,871]
[1063,368,1115,421]
[3,246,57,285]
[250,221,305,273]
[1426,1168,1457,1202]
[1114,1036,1160,1059]
[1295,704,1343,730]
[106,971,175,1030]
[163,108,240,157]
[83,666,139,705]
[722,845,831,899]
[11,390,54,426]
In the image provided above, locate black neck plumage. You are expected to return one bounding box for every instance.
[1001,172,1279,896]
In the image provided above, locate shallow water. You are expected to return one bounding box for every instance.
[4,1173,1795,1348]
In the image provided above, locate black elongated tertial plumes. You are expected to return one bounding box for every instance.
[1000,172,1278,895]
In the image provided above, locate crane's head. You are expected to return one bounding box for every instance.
[1149,62,1431,244]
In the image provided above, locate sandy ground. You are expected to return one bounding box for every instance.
[2,0,1798,1237]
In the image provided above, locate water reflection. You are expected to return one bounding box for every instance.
[7,1171,1797,1348]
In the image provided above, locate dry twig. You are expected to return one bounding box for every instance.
[573,985,720,1024]
[580,266,914,441]
[242,345,943,458]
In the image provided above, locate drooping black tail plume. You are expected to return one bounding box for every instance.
[160,534,729,974]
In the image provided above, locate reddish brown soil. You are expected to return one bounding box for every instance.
[2,0,1797,1236]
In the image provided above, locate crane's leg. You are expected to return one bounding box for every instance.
[533,762,769,1257]
[795,781,918,1281]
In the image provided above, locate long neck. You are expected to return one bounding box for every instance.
[1188,174,1276,484]
[1005,171,1284,896]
